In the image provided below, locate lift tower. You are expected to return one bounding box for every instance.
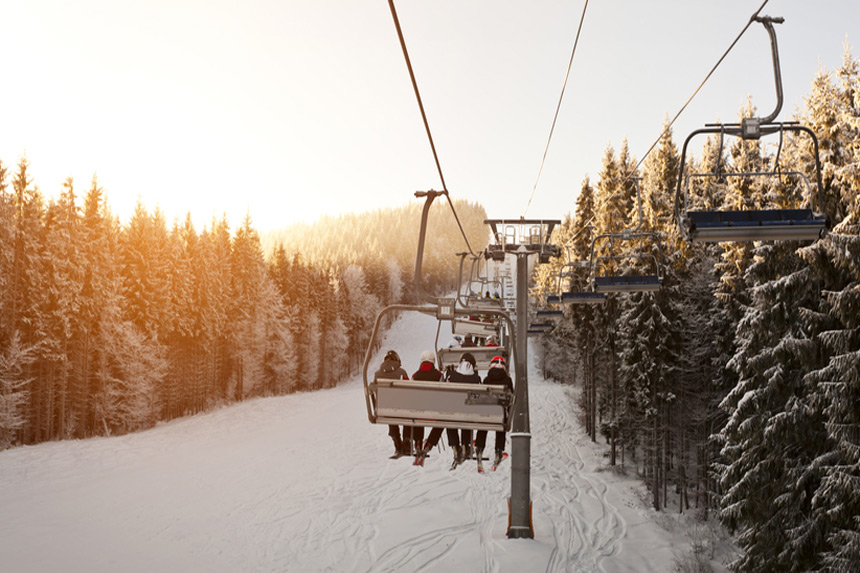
[485,218,560,538]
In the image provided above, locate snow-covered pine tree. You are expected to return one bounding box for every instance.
[340,265,381,371]
[325,272,351,384]
[719,237,832,572]
[796,45,860,572]
[0,332,34,449]
[9,158,50,443]
[40,178,85,439]
[206,216,235,401]
[93,295,165,434]
[74,176,121,437]
[614,123,684,508]
[230,214,271,399]
[716,89,847,568]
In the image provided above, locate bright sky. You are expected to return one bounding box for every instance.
[1,1,856,233]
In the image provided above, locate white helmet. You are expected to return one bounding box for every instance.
[420,350,436,365]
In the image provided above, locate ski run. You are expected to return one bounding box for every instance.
[0,309,732,572]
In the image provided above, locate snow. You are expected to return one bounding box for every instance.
[0,310,717,572]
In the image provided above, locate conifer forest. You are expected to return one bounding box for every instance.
[532,50,860,571]
[0,159,486,448]
[1,40,859,573]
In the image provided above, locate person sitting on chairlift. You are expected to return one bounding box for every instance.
[463,334,476,348]
[474,355,514,470]
[444,352,482,463]
[373,350,411,457]
[486,336,499,347]
[411,350,445,466]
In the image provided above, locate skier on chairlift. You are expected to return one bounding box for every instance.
[411,350,444,466]
[474,355,513,472]
[444,352,481,464]
[373,349,411,457]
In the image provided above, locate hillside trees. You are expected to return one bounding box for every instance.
[532,48,860,568]
[0,163,478,448]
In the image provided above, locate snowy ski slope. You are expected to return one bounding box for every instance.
[0,310,696,572]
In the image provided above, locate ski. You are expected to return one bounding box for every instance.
[491,452,509,471]
[392,452,429,461]
[449,459,462,471]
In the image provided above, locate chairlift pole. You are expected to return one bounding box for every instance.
[509,247,533,538]
[485,217,560,539]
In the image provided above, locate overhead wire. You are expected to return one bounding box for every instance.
[523,0,590,218]
[387,0,475,255]
[565,0,771,245]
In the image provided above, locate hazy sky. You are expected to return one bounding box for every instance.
[1,1,857,233]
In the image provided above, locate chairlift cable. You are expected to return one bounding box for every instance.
[630,0,771,177]
[565,0,771,245]
[444,194,476,256]
[522,0,589,218]
[388,0,448,194]
[388,0,476,256]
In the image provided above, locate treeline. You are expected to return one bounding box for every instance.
[535,49,860,571]
[0,159,486,449]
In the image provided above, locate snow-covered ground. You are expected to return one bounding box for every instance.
[0,310,728,572]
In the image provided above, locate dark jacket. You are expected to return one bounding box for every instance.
[412,362,443,382]
[483,367,513,393]
[374,357,409,381]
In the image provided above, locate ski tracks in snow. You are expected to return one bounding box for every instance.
[531,380,628,572]
[281,376,630,573]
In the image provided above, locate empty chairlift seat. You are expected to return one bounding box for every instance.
[593,274,661,293]
[561,291,606,304]
[535,309,564,318]
[452,318,498,338]
[686,209,828,242]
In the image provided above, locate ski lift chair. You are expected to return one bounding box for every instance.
[536,309,564,319]
[364,191,516,433]
[546,259,607,305]
[673,15,829,242]
[585,194,664,295]
[591,253,662,294]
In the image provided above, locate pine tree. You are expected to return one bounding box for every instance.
[40,178,84,439]
[793,44,860,572]
[230,214,269,399]
[0,332,34,449]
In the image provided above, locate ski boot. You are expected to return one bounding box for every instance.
[413,440,430,467]
[391,435,403,458]
[476,448,484,473]
[450,444,462,470]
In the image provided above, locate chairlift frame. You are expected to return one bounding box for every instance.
[542,248,607,306]
[673,15,829,242]
[585,179,664,294]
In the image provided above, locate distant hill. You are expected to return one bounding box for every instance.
[261,198,489,296]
